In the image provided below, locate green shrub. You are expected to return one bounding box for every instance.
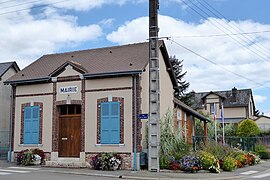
[222,156,236,171]
[256,150,270,159]
[159,110,192,168]
[160,156,169,169]
[255,144,268,152]
[200,141,233,160]
[236,119,260,137]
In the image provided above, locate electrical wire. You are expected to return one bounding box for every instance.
[181,0,270,63]
[0,0,71,16]
[167,38,270,90]
[161,30,270,39]
[0,0,44,10]
[198,0,270,61]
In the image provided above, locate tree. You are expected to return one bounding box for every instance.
[236,119,260,137]
[170,56,191,105]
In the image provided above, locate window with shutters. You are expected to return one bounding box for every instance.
[23,106,40,144]
[100,102,120,144]
[21,103,43,145]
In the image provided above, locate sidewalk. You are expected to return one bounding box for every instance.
[1,160,270,179]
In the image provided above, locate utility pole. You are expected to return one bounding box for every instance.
[148,0,160,172]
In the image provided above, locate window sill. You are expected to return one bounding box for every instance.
[18,144,43,147]
[95,144,125,147]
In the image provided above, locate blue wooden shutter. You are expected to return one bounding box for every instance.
[110,102,120,144]
[24,106,40,144]
[101,103,110,144]
[100,102,120,144]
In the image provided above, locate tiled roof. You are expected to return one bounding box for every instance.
[0,61,19,78]
[6,41,176,86]
[192,88,253,109]
[174,98,210,122]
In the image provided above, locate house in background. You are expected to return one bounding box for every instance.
[192,87,256,124]
[0,62,20,158]
[5,41,209,169]
[255,115,270,132]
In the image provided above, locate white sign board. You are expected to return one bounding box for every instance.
[59,86,78,94]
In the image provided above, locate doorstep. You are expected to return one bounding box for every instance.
[44,158,87,168]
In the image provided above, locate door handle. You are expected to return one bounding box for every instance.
[61,137,68,140]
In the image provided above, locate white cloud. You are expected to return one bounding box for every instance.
[0,4,103,69]
[107,15,270,93]
[254,95,268,104]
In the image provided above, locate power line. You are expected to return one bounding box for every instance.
[161,30,270,39]
[181,0,270,63]
[0,0,17,5]
[198,0,270,61]
[0,0,71,16]
[167,38,270,90]
[0,0,43,10]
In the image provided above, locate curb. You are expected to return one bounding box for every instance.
[41,168,245,180]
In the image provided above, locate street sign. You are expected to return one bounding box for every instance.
[139,114,148,119]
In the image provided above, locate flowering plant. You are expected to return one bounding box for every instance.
[246,152,260,165]
[209,159,220,173]
[90,153,122,171]
[180,156,201,173]
[168,157,181,170]
[16,148,45,166]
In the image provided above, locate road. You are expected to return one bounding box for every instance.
[0,167,118,180]
[1,161,270,180]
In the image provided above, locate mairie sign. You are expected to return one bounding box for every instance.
[59,86,78,94]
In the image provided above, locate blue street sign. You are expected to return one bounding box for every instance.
[139,114,148,119]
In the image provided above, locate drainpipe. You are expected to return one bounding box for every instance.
[133,76,137,171]
[8,85,14,162]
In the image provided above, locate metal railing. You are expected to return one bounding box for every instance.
[193,136,270,152]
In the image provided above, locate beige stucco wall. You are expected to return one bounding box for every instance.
[16,83,53,96]
[256,116,270,131]
[0,68,17,131]
[140,50,175,150]
[248,95,255,119]
[57,65,82,77]
[14,94,53,152]
[84,77,133,152]
[159,50,174,116]
[0,67,17,146]
[86,76,132,90]
[223,107,246,118]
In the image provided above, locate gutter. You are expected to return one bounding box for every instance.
[8,85,14,162]
[83,70,143,78]
[4,77,50,85]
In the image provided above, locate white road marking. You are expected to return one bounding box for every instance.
[0,169,30,173]
[252,172,270,178]
[240,170,258,175]
[0,172,12,175]
[8,166,40,170]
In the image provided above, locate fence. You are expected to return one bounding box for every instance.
[0,130,10,160]
[193,136,270,152]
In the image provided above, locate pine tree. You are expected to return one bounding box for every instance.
[170,56,192,105]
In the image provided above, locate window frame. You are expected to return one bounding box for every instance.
[20,102,43,145]
[96,97,124,145]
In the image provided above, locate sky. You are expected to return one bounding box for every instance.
[0,0,270,116]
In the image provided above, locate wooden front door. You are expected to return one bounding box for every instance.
[59,105,81,157]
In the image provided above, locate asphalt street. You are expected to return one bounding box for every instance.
[1,160,270,180]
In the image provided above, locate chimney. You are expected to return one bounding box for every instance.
[232,87,237,102]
